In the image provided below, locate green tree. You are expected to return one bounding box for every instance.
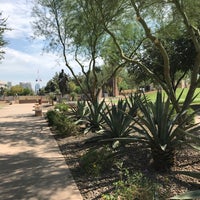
[128,36,196,89]
[21,88,34,96]
[32,0,101,103]
[8,85,24,96]
[32,0,200,111]
[118,68,136,91]
[0,12,8,60]
[99,0,200,112]
[32,0,130,104]
[45,72,60,94]
[100,20,143,95]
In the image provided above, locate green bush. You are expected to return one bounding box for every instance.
[54,114,79,137]
[70,92,77,101]
[46,109,78,137]
[80,146,115,177]
[54,103,69,113]
[45,110,60,126]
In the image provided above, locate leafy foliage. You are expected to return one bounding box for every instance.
[53,115,78,137]
[6,85,33,96]
[0,12,8,60]
[80,146,115,177]
[45,110,60,126]
[130,37,196,88]
[45,108,78,137]
[102,171,165,200]
[54,102,69,113]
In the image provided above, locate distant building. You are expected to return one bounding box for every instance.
[19,82,32,90]
[35,83,40,94]
[7,82,12,89]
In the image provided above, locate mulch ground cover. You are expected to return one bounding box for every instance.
[55,133,200,200]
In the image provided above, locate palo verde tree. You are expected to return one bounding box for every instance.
[96,0,200,113]
[32,0,200,111]
[32,0,128,104]
[101,21,143,95]
[127,36,196,90]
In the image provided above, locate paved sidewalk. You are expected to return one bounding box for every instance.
[0,103,83,200]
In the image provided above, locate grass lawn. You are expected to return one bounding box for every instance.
[105,88,200,105]
[145,88,200,104]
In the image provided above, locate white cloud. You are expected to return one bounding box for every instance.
[0,47,65,87]
[0,0,82,90]
[1,0,33,39]
[0,0,64,88]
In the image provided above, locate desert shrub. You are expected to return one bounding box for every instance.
[45,110,60,126]
[102,171,165,200]
[46,109,78,137]
[54,103,69,113]
[131,91,200,171]
[54,114,79,137]
[80,146,115,177]
[70,92,77,101]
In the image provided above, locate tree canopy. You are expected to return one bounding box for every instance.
[32,0,200,111]
[100,0,200,111]
[0,12,8,61]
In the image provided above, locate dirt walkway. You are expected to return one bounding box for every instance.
[0,103,83,200]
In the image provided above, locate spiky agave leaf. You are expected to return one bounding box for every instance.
[84,99,106,133]
[130,91,191,170]
[170,190,200,199]
[100,99,134,139]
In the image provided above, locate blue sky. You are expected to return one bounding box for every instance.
[0,0,66,89]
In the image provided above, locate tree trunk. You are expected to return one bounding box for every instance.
[112,76,119,97]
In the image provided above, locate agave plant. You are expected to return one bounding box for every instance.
[100,99,135,142]
[125,92,141,117]
[132,91,200,171]
[69,100,89,122]
[84,99,106,133]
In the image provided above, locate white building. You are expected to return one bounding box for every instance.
[0,80,7,88]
